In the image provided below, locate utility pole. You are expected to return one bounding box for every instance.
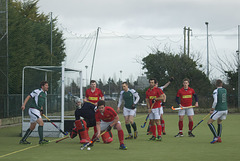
[205,22,209,78]
[183,26,192,57]
[183,26,186,55]
[187,27,192,57]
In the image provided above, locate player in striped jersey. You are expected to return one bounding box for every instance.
[19,81,49,144]
[207,79,228,144]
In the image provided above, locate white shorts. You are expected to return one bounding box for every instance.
[210,110,228,120]
[123,107,136,117]
[178,107,194,116]
[100,120,121,131]
[149,108,161,120]
[28,108,41,123]
[160,107,163,115]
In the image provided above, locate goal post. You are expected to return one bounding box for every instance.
[21,63,83,137]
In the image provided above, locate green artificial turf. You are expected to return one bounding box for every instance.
[0,114,240,161]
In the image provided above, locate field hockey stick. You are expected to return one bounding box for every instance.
[42,114,68,136]
[80,131,107,150]
[190,113,211,132]
[84,100,95,105]
[56,135,70,143]
[141,101,155,128]
[171,106,196,110]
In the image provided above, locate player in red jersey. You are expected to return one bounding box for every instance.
[84,80,104,106]
[174,78,198,137]
[147,77,174,135]
[84,80,104,142]
[146,78,166,141]
[95,100,127,150]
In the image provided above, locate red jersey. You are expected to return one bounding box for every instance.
[145,86,164,109]
[85,88,104,104]
[176,87,195,106]
[95,106,117,122]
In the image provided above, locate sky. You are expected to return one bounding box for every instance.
[36,0,240,85]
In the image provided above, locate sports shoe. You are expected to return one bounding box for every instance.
[210,137,218,144]
[148,136,156,141]
[134,131,138,139]
[163,132,166,135]
[217,137,222,143]
[188,132,195,137]
[39,139,49,144]
[147,132,152,135]
[19,140,31,144]
[125,135,133,140]
[119,144,127,150]
[174,132,183,137]
[95,138,100,142]
[155,135,162,141]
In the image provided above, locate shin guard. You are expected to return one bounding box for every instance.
[75,119,90,144]
[101,131,113,143]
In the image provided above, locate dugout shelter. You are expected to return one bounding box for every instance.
[21,63,83,137]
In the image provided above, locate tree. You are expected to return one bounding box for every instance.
[7,0,66,94]
[142,49,212,107]
[215,52,239,108]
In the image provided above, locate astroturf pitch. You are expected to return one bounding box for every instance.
[0,114,240,161]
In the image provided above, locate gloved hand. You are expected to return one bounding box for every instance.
[152,98,155,104]
[169,77,174,82]
[107,125,112,132]
[161,102,165,106]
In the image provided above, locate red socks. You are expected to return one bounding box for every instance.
[118,130,124,144]
[161,120,165,132]
[178,121,193,133]
[179,121,183,133]
[157,125,162,136]
[189,121,193,131]
[150,125,156,137]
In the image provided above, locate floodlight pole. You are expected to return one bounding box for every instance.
[119,70,122,92]
[238,25,240,109]
[205,22,209,78]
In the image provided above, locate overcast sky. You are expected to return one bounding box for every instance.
[37,0,240,85]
